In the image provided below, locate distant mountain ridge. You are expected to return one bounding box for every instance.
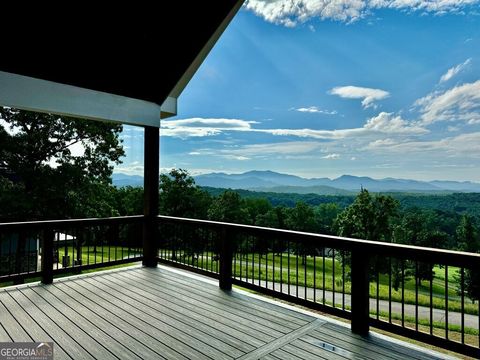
[112,171,480,193]
[193,170,480,193]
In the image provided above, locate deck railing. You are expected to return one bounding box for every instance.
[1,215,478,357]
[157,215,480,358]
[0,216,143,284]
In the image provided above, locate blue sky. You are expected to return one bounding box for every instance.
[117,1,480,181]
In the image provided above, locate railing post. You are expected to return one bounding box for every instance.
[351,248,370,335]
[41,228,54,284]
[143,126,159,267]
[219,227,233,290]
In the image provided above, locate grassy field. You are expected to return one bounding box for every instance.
[57,246,141,267]
[161,249,479,315]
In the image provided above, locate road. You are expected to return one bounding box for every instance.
[246,279,479,330]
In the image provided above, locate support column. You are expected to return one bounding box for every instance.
[351,249,370,335]
[143,126,159,267]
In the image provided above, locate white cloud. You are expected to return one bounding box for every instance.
[244,0,480,26]
[365,138,398,149]
[365,131,480,158]
[224,141,323,156]
[350,157,357,161]
[415,80,480,125]
[439,58,471,83]
[114,164,145,176]
[162,114,427,141]
[161,118,258,138]
[221,155,251,161]
[364,112,426,134]
[188,152,201,155]
[447,125,460,132]
[322,153,340,159]
[329,86,390,109]
[294,106,337,115]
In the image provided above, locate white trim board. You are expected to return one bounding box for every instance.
[0,71,162,127]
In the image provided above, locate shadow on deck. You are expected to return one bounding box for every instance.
[0,265,456,359]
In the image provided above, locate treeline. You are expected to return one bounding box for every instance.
[156,170,477,250]
[203,187,480,219]
[156,170,479,301]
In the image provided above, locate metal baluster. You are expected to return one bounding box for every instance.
[296,242,299,298]
[342,251,345,310]
[322,248,326,305]
[388,257,392,323]
[288,240,291,296]
[445,265,448,340]
[430,263,433,335]
[376,259,379,320]
[461,267,465,344]
[402,259,405,327]
[313,252,316,303]
[415,261,419,332]
[333,249,336,307]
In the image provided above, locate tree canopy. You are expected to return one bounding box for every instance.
[0,107,124,220]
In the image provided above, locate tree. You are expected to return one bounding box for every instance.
[314,203,341,235]
[334,189,398,243]
[334,189,399,277]
[207,190,247,223]
[394,209,449,286]
[159,169,211,219]
[244,198,272,225]
[0,107,124,220]
[285,202,317,264]
[159,169,211,261]
[455,215,480,303]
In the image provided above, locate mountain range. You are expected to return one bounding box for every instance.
[112,170,480,194]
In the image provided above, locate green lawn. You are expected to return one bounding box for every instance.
[160,249,479,315]
[58,246,141,267]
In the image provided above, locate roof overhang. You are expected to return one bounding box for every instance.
[0,2,243,127]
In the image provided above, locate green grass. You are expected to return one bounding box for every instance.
[58,246,141,267]
[372,310,479,336]
[161,250,479,315]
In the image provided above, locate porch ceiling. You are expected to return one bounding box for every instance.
[0,2,242,126]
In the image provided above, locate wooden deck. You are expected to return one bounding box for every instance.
[0,265,455,360]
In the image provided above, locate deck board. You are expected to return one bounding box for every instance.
[0,265,455,360]
[92,273,252,355]
[126,269,300,334]
[39,284,162,359]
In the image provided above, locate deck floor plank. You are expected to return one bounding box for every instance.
[29,286,142,360]
[269,348,305,360]
[124,269,299,334]
[92,272,254,354]
[0,296,33,342]
[61,279,205,360]
[41,284,164,360]
[0,291,69,359]
[0,266,453,360]
[118,270,286,338]
[72,276,230,359]
[149,267,313,325]
[289,338,351,360]
[84,275,244,358]
[321,323,441,360]
[17,288,117,360]
[306,327,405,360]
[100,271,265,349]
[7,289,95,360]
[116,271,276,344]
[280,343,330,360]
[74,276,233,359]
[52,281,171,360]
